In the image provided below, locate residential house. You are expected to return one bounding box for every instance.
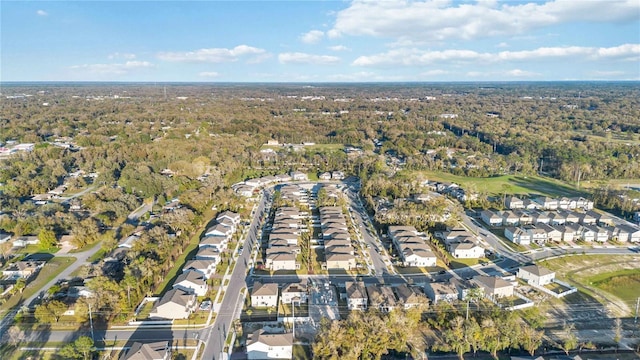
[558,224,580,242]
[345,281,368,311]
[612,224,640,243]
[522,199,540,210]
[121,341,170,360]
[195,247,221,263]
[450,242,485,259]
[573,197,594,210]
[535,196,558,210]
[424,282,458,304]
[515,210,533,225]
[562,211,580,224]
[558,197,573,210]
[580,225,596,242]
[265,252,298,271]
[216,211,241,226]
[290,171,308,181]
[281,281,308,304]
[531,211,550,225]
[399,244,437,267]
[275,174,292,182]
[592,225,610,242]
[525,225,548,244]
[247,330,293,360]
[149,289,197,320]
[251,282,279,308]
[366,284,397,312]
[481,210,503,227]
[325,252,356,270]
[505,227,531,245]
[182,259,217,279]
[548,212,566,226]
[2,260,45,280]
[394,284,426,309]
[517,265,555,286]
[331,171,345,180]
[505,196,524,209]
[538,223,562,242]
[578,212,596,225]
[204,223,233,238]
[199,236,228,252]
[587,210,614,226]
[472,275,514,299]
[502,211,520,226]
[319,172,332,180]
[172,271,208,296]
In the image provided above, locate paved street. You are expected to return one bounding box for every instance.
[201,191,269,360]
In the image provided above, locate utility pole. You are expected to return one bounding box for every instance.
[88,302,95,342]
[635,297,639,323]
[466,299,470,320]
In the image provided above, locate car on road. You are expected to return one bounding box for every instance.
[237,246,244,255]
[199,300,212,311]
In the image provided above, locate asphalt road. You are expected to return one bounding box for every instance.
[201,190,269,360]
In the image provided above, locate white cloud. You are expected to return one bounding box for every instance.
[36,10,48,16]
[199,72,220,78]
[353,44,640,67]
[330,0,640,41]
[278,52,340,65]
[301,30,324,44]
[108,52,136,60]
[158,45,267,63]
[328,45,350,52]
[496,42,509,48]
[420,69,449,76]
[505,69,540,77]
[70,61,153,75]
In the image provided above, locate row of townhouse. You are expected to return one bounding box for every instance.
[232,171,309,197]
[506,222,640,245]
[437,229,485,259]
[505,195,594,211]
[345,282,428,311]
[388,225,437,267]
[149,211,240,320]
[250,280,309,308]
[320,204,357,270]
[265,206,306,271]
[279,184,309,204]
[481,208,615,228]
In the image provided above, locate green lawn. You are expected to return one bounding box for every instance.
[411,171,586,197]
[589,269,640,304]
[0,256,76,317]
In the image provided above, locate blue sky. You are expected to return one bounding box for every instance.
[2,0,639,82]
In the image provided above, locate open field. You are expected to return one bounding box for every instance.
[539,254,640,317]
[590,269,640,305]
[414,171,586,197]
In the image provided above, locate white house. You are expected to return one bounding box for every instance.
[345,281,368,311]
[612,224,640,243]
[149,289,197,320]
[182,259,217,279]
[216,211,240,226]
[450,242,485,259]
[472,275,514,299]
[247,330,293,360]
[424,282,458,304]
[204,224,233,238]
[481,210,503,227]
[517,265,555,286]
[251,282,279,308]
[172,271,208,297]
[525,226,548,244]
[281,282,308,304]
[290,171,308,181]
[400,244,437,267]
[505,227,531,245]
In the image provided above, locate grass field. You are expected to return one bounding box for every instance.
[413,171,587,197]
[589,269,640,305]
